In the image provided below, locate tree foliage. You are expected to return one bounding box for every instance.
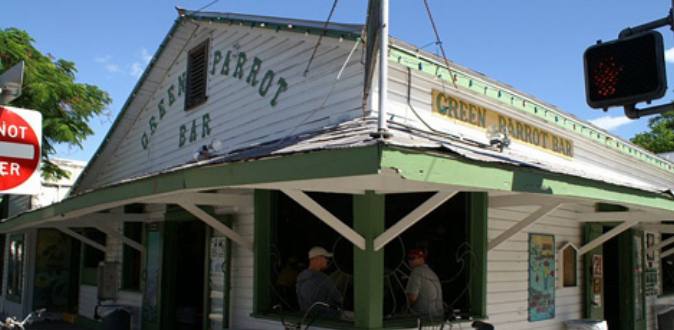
[0,28,111,180]
[631,111,674,154]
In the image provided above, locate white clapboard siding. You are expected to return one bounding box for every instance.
[84,23,364,190]
[383,60,674,191]
[486,204,584,330]
[228,202,284,329]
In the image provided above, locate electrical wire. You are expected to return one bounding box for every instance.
[421,0,458,89]
[304,0,340,77]
[273,37,361,148]
[195,0,220,13]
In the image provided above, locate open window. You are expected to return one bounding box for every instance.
[254,190,487,328]
[382,192,484,324]
[267,192,354,324]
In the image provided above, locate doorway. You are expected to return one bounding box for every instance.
[602,228,619,329]
[162,219,207,330]
[585,224,646,330]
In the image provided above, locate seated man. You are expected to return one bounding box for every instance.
[405,248,444,320]
[296,246,342,318]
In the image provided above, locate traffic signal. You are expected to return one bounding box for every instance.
[584,31,667,109]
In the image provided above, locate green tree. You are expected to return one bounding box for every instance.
[0,28,111,179]
[631,111,674,153]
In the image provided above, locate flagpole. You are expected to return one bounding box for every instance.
[377,0,390,136]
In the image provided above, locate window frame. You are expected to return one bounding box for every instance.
[252,190,489,328]
[184,39,210,111]
[6,233,25,303]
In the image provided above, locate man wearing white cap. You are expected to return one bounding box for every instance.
[296,246,342,318]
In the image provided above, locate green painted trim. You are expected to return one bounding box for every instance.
[252,313,354,329]
[467,192,488,319]
[353,191,384,329]
[253,190,275,314]
[381,147,674,212]
[1,146,381,233]
[389,45,674,175]
[74,315,102,330]
[583,223,603,320]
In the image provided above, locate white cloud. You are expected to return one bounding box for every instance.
[104,63,120,73]
[666,47,674,63]
[94,55,111,63]
[130,62,143,78]
[129,48,153,78]
[140,48,152,63]
[94,55,121,73]
[588,115,633,131]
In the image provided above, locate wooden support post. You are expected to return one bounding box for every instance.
[578,220,639,256]
[282,189,366,250]
[373,191,457,251]
[178,202,253,251]
[488,202,562,251]
[661,247,674,259]
[353,191,384,329]
[56,227,106,252]
[98,224,146,254]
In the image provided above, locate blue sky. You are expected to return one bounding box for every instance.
[2,0,674,162]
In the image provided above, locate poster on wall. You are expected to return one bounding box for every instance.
[528,233,555,321]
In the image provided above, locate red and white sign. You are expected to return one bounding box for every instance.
[0,106,42,195]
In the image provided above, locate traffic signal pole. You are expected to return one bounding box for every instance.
[619,9,674,118]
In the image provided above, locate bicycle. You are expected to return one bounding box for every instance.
[0,308,46,330]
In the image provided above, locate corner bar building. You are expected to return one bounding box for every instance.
[2,8,674,330]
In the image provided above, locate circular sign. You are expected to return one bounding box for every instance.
[0,107,40,190]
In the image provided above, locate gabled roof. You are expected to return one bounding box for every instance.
[72,9,364,194]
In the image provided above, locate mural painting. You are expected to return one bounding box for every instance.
[528,233,555,321]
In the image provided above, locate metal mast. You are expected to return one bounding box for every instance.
[377,0,390,136]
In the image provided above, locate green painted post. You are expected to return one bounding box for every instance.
[583,223,604,320]
[353,191,385,330]
[467,192,488,319]
[253,190,275,314]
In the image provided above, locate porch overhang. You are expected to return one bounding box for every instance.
[3,145,674,253]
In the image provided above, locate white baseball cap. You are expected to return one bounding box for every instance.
[308,246,333,259]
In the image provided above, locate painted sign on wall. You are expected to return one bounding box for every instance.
[432,90,574,158]
[528,233,555,321]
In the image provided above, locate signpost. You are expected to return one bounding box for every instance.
[0,106,41,194]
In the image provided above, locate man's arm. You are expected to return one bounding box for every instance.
[406,270,421,305]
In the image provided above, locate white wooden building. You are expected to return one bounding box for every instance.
[0,158,85,320]
[2,8,674,330]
